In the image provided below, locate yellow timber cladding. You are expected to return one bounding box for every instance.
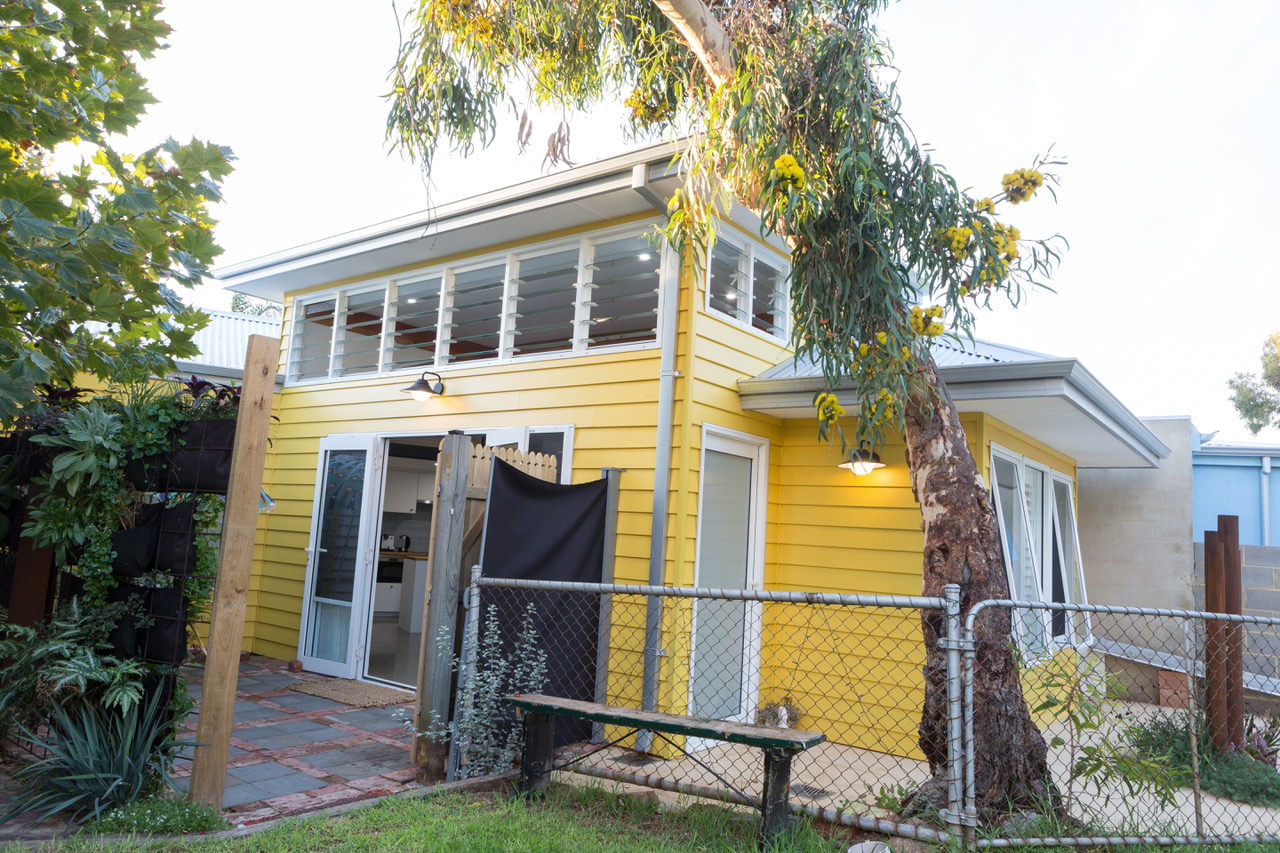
[243,213,1078,761]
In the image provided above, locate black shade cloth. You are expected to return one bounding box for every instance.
[481,459,608,746]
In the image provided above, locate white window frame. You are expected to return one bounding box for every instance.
[990,443,1092,655]
[283,222,670,389]
[704,229,791,343]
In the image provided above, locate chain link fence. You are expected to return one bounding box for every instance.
[967,601,1280,847]
[445,579,1280,848]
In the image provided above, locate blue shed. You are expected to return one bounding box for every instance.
[1193,434,1280,546]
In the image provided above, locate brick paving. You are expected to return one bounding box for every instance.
[0,655,425,839]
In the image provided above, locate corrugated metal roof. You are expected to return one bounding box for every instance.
[181,310,281,375]
[754,336,1059,381]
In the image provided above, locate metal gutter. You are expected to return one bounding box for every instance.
[215,143,684,296]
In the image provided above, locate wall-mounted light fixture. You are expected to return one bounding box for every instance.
[401,370,445,402]
[838,441,885,476]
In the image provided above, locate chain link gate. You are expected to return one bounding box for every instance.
[449,575,968,844]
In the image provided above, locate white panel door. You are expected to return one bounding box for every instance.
[689,427,767,733]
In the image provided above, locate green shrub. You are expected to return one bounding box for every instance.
[85,795,228,835]
[1127,712,1280,808]
[0,686,189,826]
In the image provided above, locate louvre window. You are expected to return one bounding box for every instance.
[510,248,578,356]
[335,288,385,376]
[444,263,505,364]
[386,276,442,371]
[707,236,789,342]
[285,226,676,384]
[585,234,659,348]
[290,298,336,382]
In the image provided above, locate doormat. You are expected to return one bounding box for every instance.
[286,679,414,708]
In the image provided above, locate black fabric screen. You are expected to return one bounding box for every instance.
[481,459,608,746]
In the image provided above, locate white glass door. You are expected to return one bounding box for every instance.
[689,428,767,733]
[298,434,382,677]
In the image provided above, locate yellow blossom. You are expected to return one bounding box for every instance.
[976,197,995,214]
[771,153,805,192]
[815,392,845,424]
[1001,168,1044,205]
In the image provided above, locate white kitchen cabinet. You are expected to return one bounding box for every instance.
[416,469,435,502]
[384,469,419,513]
[399,558,431,633]
[373,582,401,613]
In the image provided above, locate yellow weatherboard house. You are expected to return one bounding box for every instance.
[218,143,1169,760]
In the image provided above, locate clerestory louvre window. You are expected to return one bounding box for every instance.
[285,225,670,385]
[706,235,789,341]
[584,234,660,348]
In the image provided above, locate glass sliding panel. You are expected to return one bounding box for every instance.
[386,276,442,370]
[335,288,385,376]
[291,298,336,381]
[511,248,577,356]
[445,264,505,363]
[708,239,748,323]
[691,449,753,719]
[304,449,368,665]
[585,235,659,348]
[751,256,787,339]
[992,455,1047,654]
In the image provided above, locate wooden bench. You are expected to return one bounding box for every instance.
[503,693,826,848]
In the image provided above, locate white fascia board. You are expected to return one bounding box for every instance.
[738,357,1170,468]
[216,144,684,300]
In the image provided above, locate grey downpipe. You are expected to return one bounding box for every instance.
[638,202,682,751]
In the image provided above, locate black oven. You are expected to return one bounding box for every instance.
[377,556,404,584]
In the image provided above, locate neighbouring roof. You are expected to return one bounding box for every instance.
[739,337,1170,469]
[177,310,282,381]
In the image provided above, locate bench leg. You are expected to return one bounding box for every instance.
[518,711,555,796]
[759,748,795,849]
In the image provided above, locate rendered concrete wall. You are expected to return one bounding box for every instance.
[1078,417,1195,611]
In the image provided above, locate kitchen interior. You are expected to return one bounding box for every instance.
[367,437,440,686]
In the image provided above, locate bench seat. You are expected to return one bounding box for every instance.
[503,693,825,849]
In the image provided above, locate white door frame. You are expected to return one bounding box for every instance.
[687,424,769,733]
[297,434,385,678]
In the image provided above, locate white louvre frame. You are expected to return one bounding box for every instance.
[285,223,670,387]
[704,229,791,343]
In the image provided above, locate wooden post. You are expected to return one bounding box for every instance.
[413,432,471,774]
[1219,515,1245,749]
[189,335,279,808]
[1205,532,1229,752]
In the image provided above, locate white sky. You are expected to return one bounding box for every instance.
[129,0,1280,444]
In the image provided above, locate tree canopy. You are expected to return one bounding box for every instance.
[0,0,233,424]
[1229,331,1280,435]
[388,0,1062,457]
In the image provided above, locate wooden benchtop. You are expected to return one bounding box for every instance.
[378,550,430,559]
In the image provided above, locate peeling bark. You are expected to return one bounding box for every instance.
[902,356,1060,825]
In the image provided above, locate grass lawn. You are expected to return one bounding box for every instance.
[30,785,845,853]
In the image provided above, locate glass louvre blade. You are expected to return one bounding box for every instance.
[511,248,576,356]
[587,235,658,348]
[388,277,441,369]
[445,264,504,363]
[291,299,336,381]
[709,239,747,323]
[751,258,787,339]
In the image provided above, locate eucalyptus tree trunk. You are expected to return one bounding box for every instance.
[902,355,1060,823]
